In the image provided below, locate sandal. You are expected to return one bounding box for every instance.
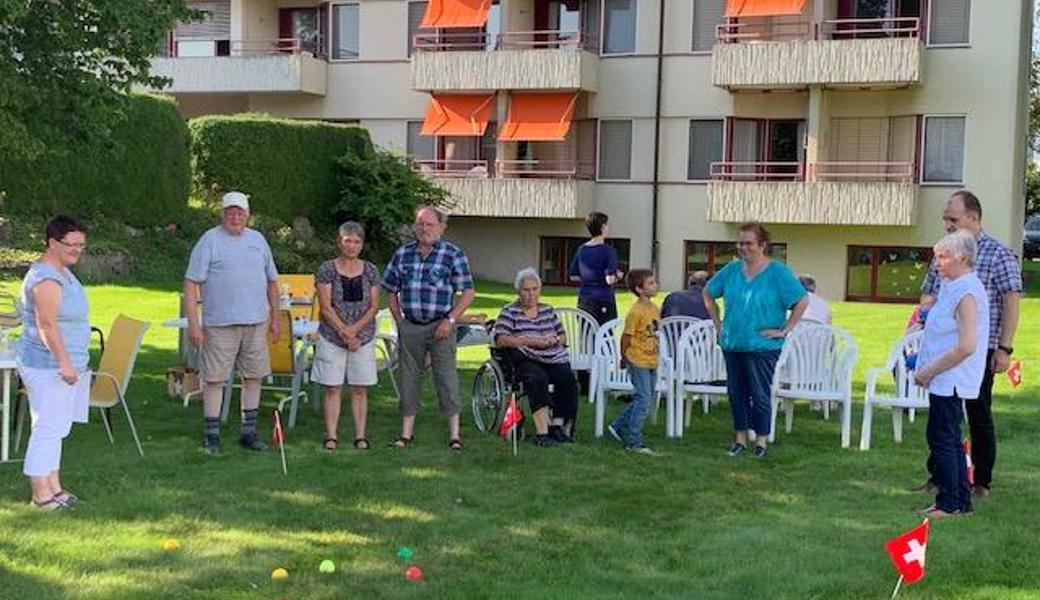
[448,438,463,452]
[54,490,79,506]
[353,438,370,450]
[323,437,339,451]
[389,436,414,449]
[30,496,68,511]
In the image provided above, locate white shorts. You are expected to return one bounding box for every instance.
[310,335,378,387]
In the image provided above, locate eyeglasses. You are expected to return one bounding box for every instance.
[735,241,758,247]
[56,239,87,251]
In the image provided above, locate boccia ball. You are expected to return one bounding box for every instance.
[271,567,289,581]
[396,546,415,560]
[405,565,423,581]
[162,538,181,551]
[319,559,336,574]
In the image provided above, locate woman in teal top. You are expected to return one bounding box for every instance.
[17,215,91,510]
[704,222,807,458]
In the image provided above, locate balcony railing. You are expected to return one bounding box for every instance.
[412,159,594,180]
[810,162,915,183]
[716,17,919,43]
[414,30,593,52]
[160,37,323,58]
[710,162,805,181]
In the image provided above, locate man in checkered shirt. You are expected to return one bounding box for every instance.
[917,190,1023,499]
[383,206,475,451]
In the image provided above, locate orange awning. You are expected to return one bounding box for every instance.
[725,0,807,17]
[420,94,495,137]
[421,0,493,28]
[497,92,578,142]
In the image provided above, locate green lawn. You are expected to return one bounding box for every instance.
[1,279,1038,599]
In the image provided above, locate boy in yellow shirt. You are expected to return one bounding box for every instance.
[607,269,660,454]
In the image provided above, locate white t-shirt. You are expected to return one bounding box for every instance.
[185,226,278,327]
[918,272,990,399]
[802,292,832,325]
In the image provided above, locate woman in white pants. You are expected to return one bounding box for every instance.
[17,216,91,510]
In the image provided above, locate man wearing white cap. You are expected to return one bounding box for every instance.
[184,191,281,455]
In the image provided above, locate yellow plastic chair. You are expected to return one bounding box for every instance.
[17,315,150,457]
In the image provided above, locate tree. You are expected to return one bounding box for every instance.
[0,0,198,160]
[332,146,452,263]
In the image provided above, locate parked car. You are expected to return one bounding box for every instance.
[1025,214,1040,259]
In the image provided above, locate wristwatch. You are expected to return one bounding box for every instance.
[997,344,1014,355]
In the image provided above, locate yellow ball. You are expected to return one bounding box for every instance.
[271,567,289,581]
[162,538,181,551]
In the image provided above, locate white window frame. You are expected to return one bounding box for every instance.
[596,118,634,182]
[599,0,638,57]
[690,0,724,55]
[686,118,726,183]
[919,114,967,186]
[329,1,361,62]
[925,0,972,49]
[407,0,429,58]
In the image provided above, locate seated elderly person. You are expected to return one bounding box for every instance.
[662,270,710,319]
[492,268,579,446]
[799,274,832,325]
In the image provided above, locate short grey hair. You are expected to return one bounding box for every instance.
[337,221,365,241]
[934,229,977,267]
[416,205,448,225]
[798,274,817,293]
[514,267,541,290]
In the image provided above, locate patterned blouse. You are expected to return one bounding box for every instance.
[316,259,381,348]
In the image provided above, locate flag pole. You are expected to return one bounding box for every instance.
[275,410,288,476]
[890,575,904,600]
[512,393,518,456]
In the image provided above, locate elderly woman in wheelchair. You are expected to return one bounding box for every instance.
[479,268,578,446]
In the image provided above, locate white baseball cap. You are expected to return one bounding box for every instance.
[221,191,250,211]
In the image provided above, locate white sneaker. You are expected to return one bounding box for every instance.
[626,444,657,455]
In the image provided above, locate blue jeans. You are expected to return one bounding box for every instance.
[611,366,655,447]
[927,393,972,513]
[723,350,780,436]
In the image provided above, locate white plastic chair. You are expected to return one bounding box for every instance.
[590,318,677,438]
[770,323,858,448]
[860,330,928,450]
[555,307,599,400]
[674,320,728,437]
[655,316,702,432]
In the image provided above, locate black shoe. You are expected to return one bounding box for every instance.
[548,426,573,444]
[753,445,768,458]
[727,442,746,457]
[239,433,268,452]
[203,434,221,455]
[532,434,557,447]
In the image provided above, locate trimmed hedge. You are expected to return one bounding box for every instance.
[189,115,372,225]
[0,94,191,227]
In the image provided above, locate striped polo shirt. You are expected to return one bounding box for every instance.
[492,302,569,364]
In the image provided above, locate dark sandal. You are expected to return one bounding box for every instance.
[353,438,370,450]
[55,490,79,506]
[323,437,339,451]
[448,439,463,452]
[30,496,68,511]
[389,436,414,449]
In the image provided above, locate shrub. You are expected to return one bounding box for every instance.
[189,115,371,224]
[0,94,191,227]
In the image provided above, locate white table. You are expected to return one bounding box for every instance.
[0,348,17,463]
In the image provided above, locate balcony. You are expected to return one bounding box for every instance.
[150,39,327,95]
[415,160,595,219]
[706,161,917,226]
[411,31,599,92]
[712,18,921,90]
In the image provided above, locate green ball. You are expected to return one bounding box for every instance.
[319,559,336,574]
[396,547,414,560]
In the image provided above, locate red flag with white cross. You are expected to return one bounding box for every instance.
[498,394,522,438]
[885,520,930,584]
[1007,360,1022,389]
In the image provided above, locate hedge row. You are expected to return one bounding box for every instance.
[189,115,372,225]
[0,94,191,227]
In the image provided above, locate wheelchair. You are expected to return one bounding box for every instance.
[470,321,578,438]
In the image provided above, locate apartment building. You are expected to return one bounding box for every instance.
[151,0,1031,302]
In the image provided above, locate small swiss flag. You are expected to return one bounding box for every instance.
[885,520,931,584]
[498,394,522,437]
[271,410,285,448]
[1007,360,1022,389]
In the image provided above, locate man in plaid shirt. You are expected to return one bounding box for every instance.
[918,191,1022,499]
[383,206,475,451]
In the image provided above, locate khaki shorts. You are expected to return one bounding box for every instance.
[200,323,270,382]
[310,335,378,387]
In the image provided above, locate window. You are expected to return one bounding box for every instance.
[406,121,435,162]
[687,119,724,180]
[332,3,360,60]
[602,0,637,54]
[684,241,787,284]
[724,118,805,180]
[692,0,725,51]
[407,1,429,56]
[922,116,965,184]
[540,237,631,286]
[598,120,632,180]
[928,0,970,46]
[846,246,932,302]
